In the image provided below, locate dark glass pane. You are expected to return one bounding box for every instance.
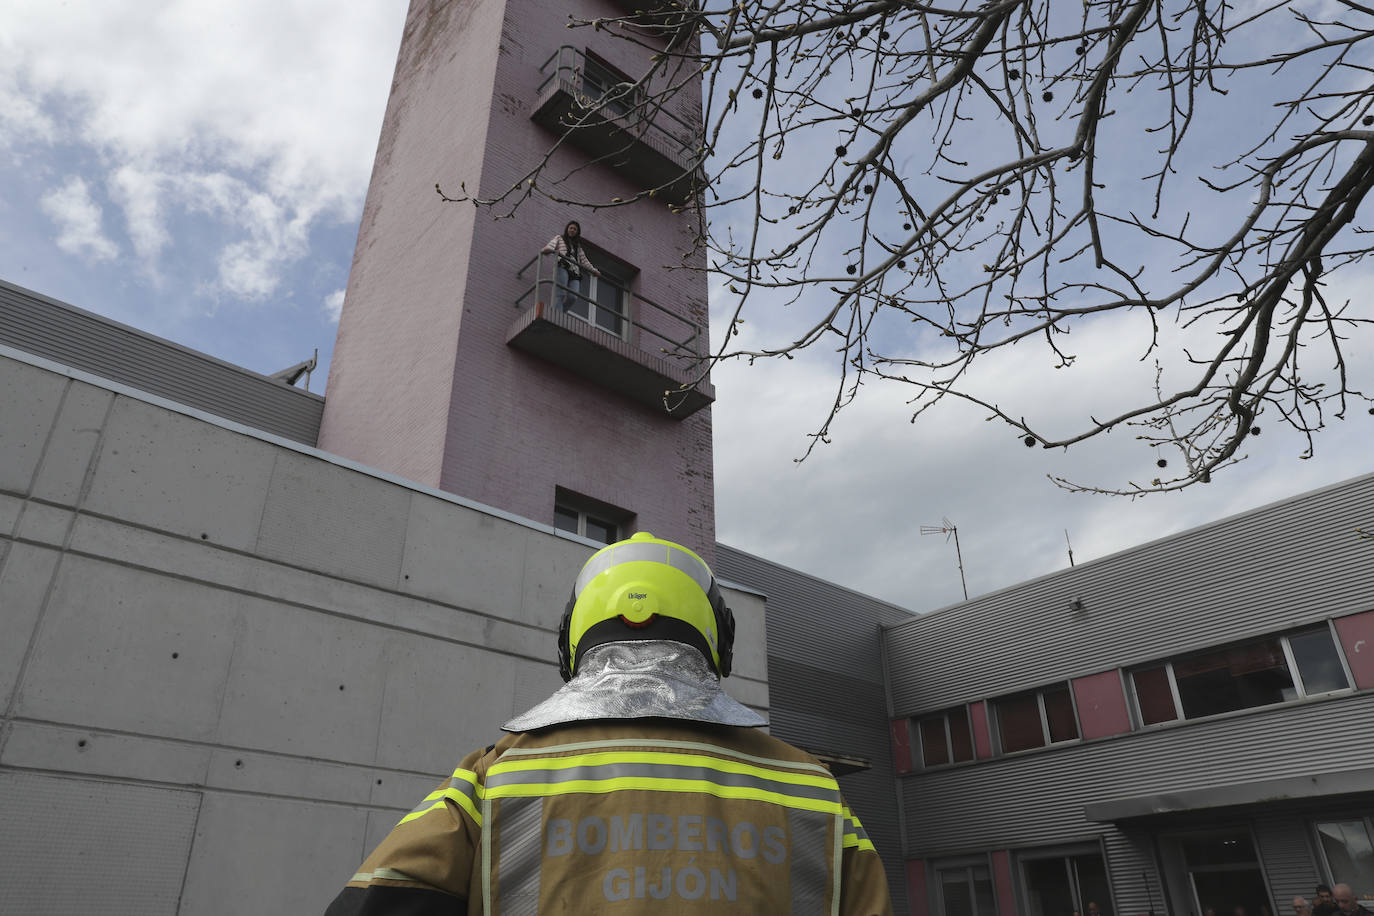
[1023,857,1074,916]
[584,515,617,545]
[1043,685,1079,742]
[554,506,579,533]
[1072,854,1112,916]
[995,693,1045,752]
[1181,831,1259,866]
[921,717,950,766]
[593,276,625,336]
[1316,821,1374,895]
[941,869,973,916]
[1174,639,1294,718]
[1289,628,1348,695]
[972,866,997,916]
[1132,666,1178,725]
[948,706,974,762]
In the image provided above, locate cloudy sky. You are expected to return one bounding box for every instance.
[4,1,1372,615]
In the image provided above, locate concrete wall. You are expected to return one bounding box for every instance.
[319,0,717,555]
[0,349,766,914]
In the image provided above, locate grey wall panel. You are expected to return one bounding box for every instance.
[0,280,324,445]
[899,694,1374,857]
[0,772,199,915]
[1102,830,1164,916]
[1254,813,1321,911]
[717,544,913,915]
[884,474,1374,713]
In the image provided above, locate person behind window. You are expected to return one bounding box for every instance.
[540,219,600,312]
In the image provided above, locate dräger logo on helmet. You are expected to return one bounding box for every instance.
[627,592,648,599]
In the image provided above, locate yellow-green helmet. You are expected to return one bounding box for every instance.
[557,532,735,681]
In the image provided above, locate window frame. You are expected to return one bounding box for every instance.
[915,705,975,769]
[553,487,634,546]
[933,855,999,916]
[1126,622,1352,728]
[991,682,1081,755]
[1015,843,1115,916]
[1312,816,1374,898]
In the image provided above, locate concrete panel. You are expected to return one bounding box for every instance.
[83,397,276,551]
[0,355,66,495]
[28,380,113,505]
[205,747,372,806]
[16,556,242,740]
[0,543,59,710]
[0,492,24,537]
[364,808,405,864]
[180,792,366,916]
[374,633,519,774]
[369,770,442,811]
[723,587,768,683]
[216,598,387,762]
[12,501,74,547]
[510,654,566,723]
[0,771,199,915]
[401,492,526,616]
[255,450,409,588]
[67,513,552,665]
[519,528,595,628]
[0,721,210,786]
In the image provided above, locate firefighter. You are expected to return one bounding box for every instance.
[325,532,892,915]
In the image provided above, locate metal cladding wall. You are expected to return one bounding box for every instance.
[884,472,1374,712]
[0,280,324,446]
[716,544,917,915]
[884,472,1374,916]
[0,350,769,915]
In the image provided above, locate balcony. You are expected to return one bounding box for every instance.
[531,46,703,205]
[507,252,714,419]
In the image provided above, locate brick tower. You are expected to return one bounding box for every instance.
[318,0,715,556]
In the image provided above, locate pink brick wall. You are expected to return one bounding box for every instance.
[320,0,717,558]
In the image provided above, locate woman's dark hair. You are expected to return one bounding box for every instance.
[562,221,582,254]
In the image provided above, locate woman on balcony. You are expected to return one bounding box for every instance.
[541,220,601,312]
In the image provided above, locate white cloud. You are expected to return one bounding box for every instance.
[3,0,406,299]
[39,176,118,261]
[323,289,345,323]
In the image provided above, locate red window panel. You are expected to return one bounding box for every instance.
[1335,610,1374,690]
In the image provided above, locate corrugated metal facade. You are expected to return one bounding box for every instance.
[884,473,1374,712]
[717,544,917,915]
[0,280,324,445]
[884,472,1374,916]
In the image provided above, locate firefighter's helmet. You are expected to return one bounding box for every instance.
[557,532,735,681]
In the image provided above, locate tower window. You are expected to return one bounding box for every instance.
[554,487,634,546]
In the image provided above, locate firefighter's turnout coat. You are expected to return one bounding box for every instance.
[325,718,892,915]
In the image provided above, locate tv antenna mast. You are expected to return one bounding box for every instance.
[920,517,968,601]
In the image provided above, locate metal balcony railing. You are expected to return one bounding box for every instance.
[532,46,704,203]
[507,251,713,419]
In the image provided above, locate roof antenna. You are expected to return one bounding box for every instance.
[1065,529,1075,567]
[920,517,968,601]
[271,349,318,391]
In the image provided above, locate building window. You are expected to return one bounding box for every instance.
[1128,624,1350,725]
[1314,819,1374,899]
[553,487,633,546]
[936,860,998,916]
[1019,848,1113,916]
[993,683,1079,753]
[917,706,974,767]
[566,263,630,338]
[580,53,639,120]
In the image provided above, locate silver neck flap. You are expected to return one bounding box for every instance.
[503,640,766,732]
